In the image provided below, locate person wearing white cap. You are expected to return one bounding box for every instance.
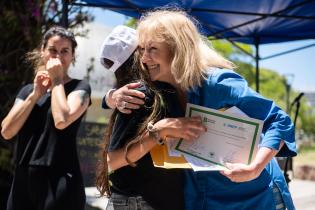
[99,25,144,112]
[96,25,205,210]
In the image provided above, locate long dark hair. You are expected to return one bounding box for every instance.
[96,50,164,197]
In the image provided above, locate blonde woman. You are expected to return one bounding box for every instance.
[105,9,296,210]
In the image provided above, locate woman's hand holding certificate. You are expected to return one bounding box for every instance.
[220,143,283,182]
[175,104,264,171]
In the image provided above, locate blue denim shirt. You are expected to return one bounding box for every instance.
[185,69,296,210]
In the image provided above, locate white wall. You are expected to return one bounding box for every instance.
[69,22,116,98]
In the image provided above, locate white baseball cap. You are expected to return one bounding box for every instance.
[100,25,138,72]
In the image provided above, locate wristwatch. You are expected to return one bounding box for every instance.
[147,122,164,145]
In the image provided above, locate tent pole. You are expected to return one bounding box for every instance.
[62,0,69,28]
[255,38,260,93]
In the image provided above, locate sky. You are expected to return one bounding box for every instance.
[90,8,315,93]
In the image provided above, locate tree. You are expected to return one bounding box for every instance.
[0,0,93,207]
[0,0,93,119]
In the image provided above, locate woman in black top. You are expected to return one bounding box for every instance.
[96,25,205,210]
[1,26,91,210]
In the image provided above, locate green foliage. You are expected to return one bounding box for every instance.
[233,62,256,87]
[211,39,253,62]
[125,17,137,28]
[0,145,13,172]
[299,105,315,135]
[299,144,315,153]
[259,68,287,109]
[211,39,235,57]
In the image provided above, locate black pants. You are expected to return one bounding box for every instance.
[7,166,85,210]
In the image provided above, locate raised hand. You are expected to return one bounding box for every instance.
[46,58,64,85]
[33,70,51,98]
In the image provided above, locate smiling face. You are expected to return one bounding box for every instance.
[139,40,175,84]
[41,35,74,72]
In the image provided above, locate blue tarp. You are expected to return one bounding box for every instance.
[77,0,315,45]
[73,0,315,92]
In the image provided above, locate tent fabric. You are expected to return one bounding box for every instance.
[77,0,315,44]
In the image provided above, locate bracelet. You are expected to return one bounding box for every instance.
[147,121,164,145]
[105,88,116,109]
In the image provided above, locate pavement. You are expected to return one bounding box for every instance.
[290,179,315,210]
[85,187,107,210]
[85,179,315,210]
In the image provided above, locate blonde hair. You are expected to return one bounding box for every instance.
[137,9,235,90]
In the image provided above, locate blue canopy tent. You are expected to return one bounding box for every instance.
[66,0,315,93]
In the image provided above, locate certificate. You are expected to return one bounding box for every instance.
[175,104,263,167]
